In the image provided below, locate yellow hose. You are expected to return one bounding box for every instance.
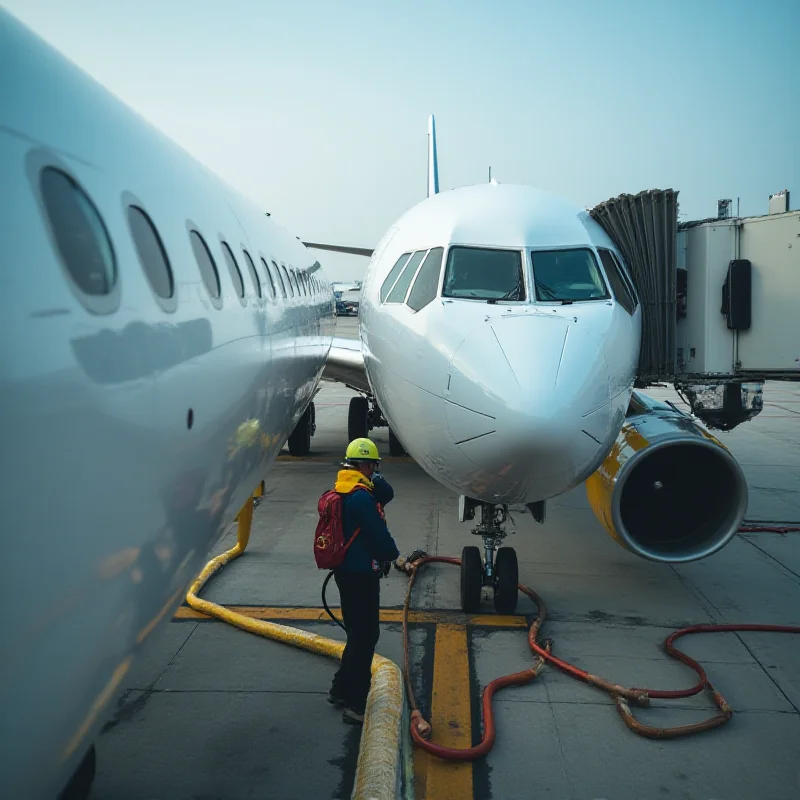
[185,489,406,800]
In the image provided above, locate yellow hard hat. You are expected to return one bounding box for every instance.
[345,438,380,461]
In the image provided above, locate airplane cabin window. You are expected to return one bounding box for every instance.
[40,167,117,296]
[282,265,294,297]
[273,260,287,297]
[531,248,609,303]
[261,257,276,298]
[380,252,412,302]
[406,247,444,311]
[597,249,636,314]
[442,247,525,301]
[386,250,426,303]
[242,249,261,298]
[221,242,245,299]
[190,230,221,299]
[127,206,173,299]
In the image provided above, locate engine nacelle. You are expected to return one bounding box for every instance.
[585,392,748,562]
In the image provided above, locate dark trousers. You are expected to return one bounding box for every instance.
[331,570,381,713]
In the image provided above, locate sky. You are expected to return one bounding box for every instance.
[4,0,798,281]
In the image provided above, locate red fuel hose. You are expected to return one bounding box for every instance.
[399,551,800,759]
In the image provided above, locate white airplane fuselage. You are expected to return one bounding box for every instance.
[359,184,642,504]
[1,11,334,799]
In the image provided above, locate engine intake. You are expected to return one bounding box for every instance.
[585,392,748,562]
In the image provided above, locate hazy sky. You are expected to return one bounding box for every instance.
[5,0,798,281]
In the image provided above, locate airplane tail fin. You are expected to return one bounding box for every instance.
[427,114,439,197]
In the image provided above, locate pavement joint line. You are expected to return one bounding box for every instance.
[741,536,800,583]
[173,605,528,628]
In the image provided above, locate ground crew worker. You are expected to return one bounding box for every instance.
[328,437,399,725]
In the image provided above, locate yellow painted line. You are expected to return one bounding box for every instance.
[173,605,527,628]
[275,455,414,463]
[424,624,473,799]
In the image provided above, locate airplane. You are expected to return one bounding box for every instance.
[1,10,335,799]
[0,10,749,800]
[311,115,749,615]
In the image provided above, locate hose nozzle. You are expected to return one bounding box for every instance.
[411,710,432,739]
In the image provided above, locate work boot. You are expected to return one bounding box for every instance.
[327,690,345,707]
[342,707,365,726]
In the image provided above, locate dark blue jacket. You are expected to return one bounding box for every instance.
[336,470,399,575]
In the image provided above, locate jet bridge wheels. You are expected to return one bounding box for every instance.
[459,545,519,615]
[348,396,369,441]
[288,402,315,456]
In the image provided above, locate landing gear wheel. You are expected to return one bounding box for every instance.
[348,396,369,441]
[58,744,96,800]
[493,547,519,614]
[388,428,407,457]
[287,402,314,456]
[460,545,483,613]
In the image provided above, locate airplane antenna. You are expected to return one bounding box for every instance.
[427,114,439,197]
[489,166,492,183]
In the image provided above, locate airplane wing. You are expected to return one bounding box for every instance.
[323,337,372,394]
[303,242,374,257]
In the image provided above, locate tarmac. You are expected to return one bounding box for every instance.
[90,317,800,800]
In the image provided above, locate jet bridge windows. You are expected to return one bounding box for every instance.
[406,247,444,311]
[386,250,426,303]
[531,248,609,303]
[442,246,525,301]
[380,252,412,302]
[597,249,637,314]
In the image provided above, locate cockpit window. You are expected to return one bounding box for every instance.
[380,252,412,302]
[531,248,609,302]
[406,247,444,311]
[442,247,525,301]
[597,249,637,314]
[386,250,426,303]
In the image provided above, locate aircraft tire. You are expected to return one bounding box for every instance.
[493,547,519,614]
[58,744,96,800]
[348,396,369,441]
[388,428,407,456]
[288,404,313,456]
[460,545,483,613]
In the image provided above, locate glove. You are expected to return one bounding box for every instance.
[381,560,392,577]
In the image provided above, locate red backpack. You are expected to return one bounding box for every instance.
[313,488,363,570]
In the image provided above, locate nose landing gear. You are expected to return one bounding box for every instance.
[459,501,519,614]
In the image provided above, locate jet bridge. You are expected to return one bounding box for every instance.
[591,190,799,430]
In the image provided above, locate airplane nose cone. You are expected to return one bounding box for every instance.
[445,314,613,497]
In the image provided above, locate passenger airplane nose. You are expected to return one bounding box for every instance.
[444,314,612,498]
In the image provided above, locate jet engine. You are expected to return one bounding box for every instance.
[585,392,748,562]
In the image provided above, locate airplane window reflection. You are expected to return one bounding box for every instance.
[531,248,609,302]
[442,247,524,301]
